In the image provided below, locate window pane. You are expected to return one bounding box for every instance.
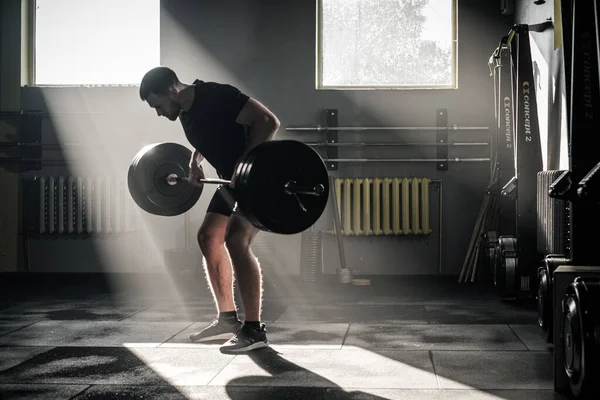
[34,0,160,85]
[320,0,455,88]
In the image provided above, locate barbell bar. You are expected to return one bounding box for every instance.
[127,140,330,235]
[165,175,325,197]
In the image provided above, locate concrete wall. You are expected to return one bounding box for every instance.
[5,0,515,276]
[0,0,24,272]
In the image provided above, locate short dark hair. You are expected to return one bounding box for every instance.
[139,66,179,101]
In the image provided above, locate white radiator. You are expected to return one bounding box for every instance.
[36,176,136,234]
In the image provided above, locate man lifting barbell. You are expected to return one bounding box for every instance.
[139,66,280,353]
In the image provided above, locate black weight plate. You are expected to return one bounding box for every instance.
[233,151,263,229]
[537,255,570,343]
[563,281,584,396]
[564,277,600,398]
[537,266,551,341]
[235,140,329,235]
[128,142,203,216]
[495,236,518,299]
[128,144,158,213]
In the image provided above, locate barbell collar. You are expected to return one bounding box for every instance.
[166,175,231,186]
[284,181,325,196]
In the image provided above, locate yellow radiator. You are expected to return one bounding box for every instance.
[334,177,432,236]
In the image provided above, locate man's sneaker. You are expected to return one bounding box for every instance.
[219,323,269,354]
[189,318,242,342]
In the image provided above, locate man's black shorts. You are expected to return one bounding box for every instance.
[206,186,238,217]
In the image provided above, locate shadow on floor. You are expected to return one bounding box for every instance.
[225,347,392,400]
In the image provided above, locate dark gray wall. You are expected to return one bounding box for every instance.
[17,0,514,276]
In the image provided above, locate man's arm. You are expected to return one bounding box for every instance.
[235,98,281,155]
[189,150,204,169]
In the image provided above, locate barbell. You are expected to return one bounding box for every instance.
[127,140,330,235]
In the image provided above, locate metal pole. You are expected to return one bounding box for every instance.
[286,126,489,132]
[0,111,122,116]
[0,141,491,149]
[0,142,100,148]
[305,142,489,147]
[323,158,491,163]
[329,176,348,280]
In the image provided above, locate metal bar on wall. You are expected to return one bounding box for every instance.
[0,141,490,149]
[305,142,489,147]
[0,157,491,166]
[436,109,449,171]
[0,158,86,165]
[323,158,490,163]
[286,126,489,132]
[0,142,102,148]
[0,111,128,116]
[325,109,338,171]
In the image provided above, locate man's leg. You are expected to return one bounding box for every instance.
[220,210,268,353]
[197,212,236,313]
[189,188,241,342]
[225,212,262,322]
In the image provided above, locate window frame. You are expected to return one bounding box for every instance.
[315,0,459,91]
[27,0,160,87]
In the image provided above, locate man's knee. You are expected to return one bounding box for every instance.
[197,227,224,255]
[225,219,257,254]
[197,215,229,258]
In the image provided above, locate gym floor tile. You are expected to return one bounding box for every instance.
[275,305,429,323]
[122,302,287,323]
[0,301,148,322]
[424,305,537,324]
[343,324,528,351]
[0,346,234,386]
[432,351,554,390]
[87,298,159,307]
[0,346,54,372]
[71,386,571,400]
[0,320,37,337]
[68,385,387,400]
[121,304,219,322]
[509,325,553,352]
[0,384,89,400]
[0,301,94,321]
[207,347,437,389]
[0,386,574,400]
[70,384,194,399]
[335,389,572,400]
[163,322,350,349]
[357,298,497,306]
[0,320,192,347]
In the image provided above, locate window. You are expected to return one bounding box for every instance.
[33,0,160,86]
[317,0,457,90]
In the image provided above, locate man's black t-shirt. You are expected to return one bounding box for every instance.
[179,79,249,180]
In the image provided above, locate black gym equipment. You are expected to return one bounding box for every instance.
[127,140,330,235]
[562,277,600,398]
[486,33,517,292]
[550,0,600,265]
[487,24,545,300]
[538,254,571,343]
[536,170,571,344]
[480,231,499,281]
[549,0,600,398]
